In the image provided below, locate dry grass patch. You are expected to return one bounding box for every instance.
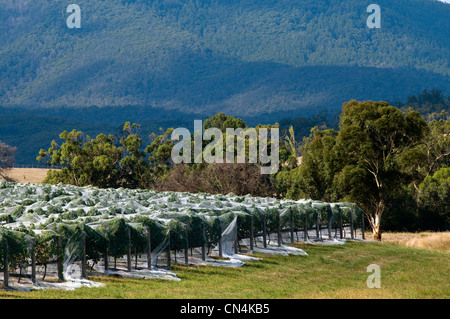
[382,232,450,252]
[0,168,51,184]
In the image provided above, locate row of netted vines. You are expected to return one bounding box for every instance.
[1,201,365,288]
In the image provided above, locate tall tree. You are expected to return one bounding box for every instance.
[333,101,429,240]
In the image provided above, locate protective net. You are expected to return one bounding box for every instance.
[0,181,368,291]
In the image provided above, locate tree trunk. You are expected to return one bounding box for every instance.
[371,200,384,241]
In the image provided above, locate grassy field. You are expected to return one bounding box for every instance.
[1,240,448,299]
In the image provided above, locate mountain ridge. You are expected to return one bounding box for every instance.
[0,0,449,117]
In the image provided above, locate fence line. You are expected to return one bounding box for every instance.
[11,164,62,169]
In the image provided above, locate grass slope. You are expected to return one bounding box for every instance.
[1,241,448,299]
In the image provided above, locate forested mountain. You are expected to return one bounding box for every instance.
[1,0,450,164]
[0,0,449,118]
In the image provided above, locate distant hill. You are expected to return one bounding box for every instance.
[0,0,449,118]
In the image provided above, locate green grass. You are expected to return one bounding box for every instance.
[1,241,449,299]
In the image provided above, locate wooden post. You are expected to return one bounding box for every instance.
[290,209,294,243]
[328,214,332,240]
[362,211,366,240]
[185,227,189,265]
[234,216,239,254]
[250,215,254,251]
[277,212,282,247]
[304,212,308,241]
[339,210,343,239]
[81,232,87,279]
[350,210,354,240]
[167,232,171,269]
[146,227,152,268]
[31,237,36,284]
[104,249,109,272]
[316,213,320,239]
[218,229,223,258]
[57,236,64,282]
[262,214,267,248]
[202,224,206,261]
[127,228,132,272]
[3,239,9,289]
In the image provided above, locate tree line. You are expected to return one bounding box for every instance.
[1,99,448,241]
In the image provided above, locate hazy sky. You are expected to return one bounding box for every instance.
[438,0,450,3]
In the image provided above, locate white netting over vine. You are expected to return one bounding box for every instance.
[0,181,367,290]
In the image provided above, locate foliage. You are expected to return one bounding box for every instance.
[0,141,16,180]
[280,101,446,238]
[418,167,450,230]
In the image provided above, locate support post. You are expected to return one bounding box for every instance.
[127,227,132,272]
[361,211,366,240]
[146,227,152,268]
[328,214,332,240]
[202,223,206,261]
[81,231,87,279]
[250,215,254,251]
[277,212,282,247]
[218,229,223,258]
[316,213,320,239]
[104,249,109,272]
[350,211,354,240]
[304,212,308,241]
[167,232,171,269]
[31,237,36,284]
[262,214,267,248]
[290,209,294,243]
[339,210,343,239]
[57,236,64,282]
[234,217,239,254]
[185,227,189,265]
[3,239,9,289]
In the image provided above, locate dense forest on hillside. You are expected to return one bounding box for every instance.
[0,0,449,117]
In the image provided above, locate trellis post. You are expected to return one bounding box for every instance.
[262,214,267,248]
[57,235,64,282]
[104,249,109,272]
[249,215,254,251]
[31,237,36,284]
[316,213,320,239]
[290,209,294,243]
[185,226,189,265]
[328,213,333,240]
[350,210,354,240]
[146,227,152,268]
[234,216,239,254]
[2,239,9,289]
[277,212,282,247]
[81,231,87,279]
[202,223,206,261]
[303,212,308,242]
[361,211,366,240]
[167,231,171,269]
[127,227,132,272]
